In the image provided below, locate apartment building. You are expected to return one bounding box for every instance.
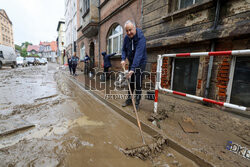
[142,0,250,107]
[76,0,142,71]
[65,0,78,57]
[57,19,66,65]
[0,9,14,49]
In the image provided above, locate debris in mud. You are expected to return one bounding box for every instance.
[34,94,58,102]
[178,117,198,133]
[122,135,168,160]
[148,109,169,123]
[55,72,72,96]
[0,118,35,136]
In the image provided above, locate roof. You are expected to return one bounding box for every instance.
[57,21,65,31]
[50,41,57,52]
[0,9,12,25]
[39,41,57,52]
[27,45,40,52]
[39,41,50,46]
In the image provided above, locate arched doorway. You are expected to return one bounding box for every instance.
[89,42,95,71]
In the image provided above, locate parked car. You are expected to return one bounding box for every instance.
[36,58,46,65]
[16,57,28,67]
[0,45,17,69]
[26,57,35,66]
[42,58,48,64]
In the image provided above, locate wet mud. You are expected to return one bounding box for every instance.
[0,65,197,167]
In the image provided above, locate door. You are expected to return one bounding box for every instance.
[89,42,95,71]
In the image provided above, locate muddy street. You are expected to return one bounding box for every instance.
[0,64,196,167]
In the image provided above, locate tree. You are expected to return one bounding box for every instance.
[15,44,21,52]
[21,42,32,49]
[21,48,27,57]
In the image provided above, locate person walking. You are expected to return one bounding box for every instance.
[71,52,79,76]
[67,54,73,75]
[102,51,116,80]
[84,54,90,74]
[121,20,147,110]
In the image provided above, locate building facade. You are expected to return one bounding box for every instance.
[57,20,66,65]
[65,0,77,58]
[39,41,57,62]
[75,0,142,72]
[77,0,99,71]
[27,45,40,56]
[99,0,142,71]
[142,0,250,107]
[0,9,14,49]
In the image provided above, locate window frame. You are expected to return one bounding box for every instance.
[170,57,200,95]
[80,43,85,60]
[107,24,123,55]
[178,0,201,10]
[226,56,250,106]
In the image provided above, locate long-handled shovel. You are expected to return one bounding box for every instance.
[122,66,167,160]
[123,66,145,145]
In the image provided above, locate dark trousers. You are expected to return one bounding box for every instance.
[128,64,146,100]
[69,64,72,74]
[72,64,77,74]
[104,67,110,78]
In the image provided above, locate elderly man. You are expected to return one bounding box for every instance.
[121,20,147,110]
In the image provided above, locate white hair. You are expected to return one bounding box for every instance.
[124,20,136,28]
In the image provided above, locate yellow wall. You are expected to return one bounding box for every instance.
[0,10,14,48]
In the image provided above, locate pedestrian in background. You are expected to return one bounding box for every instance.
[102,51,116,80]
[71,52,79,76]
[121,20,147,110]
[84,53,90,74]
[67,54,72,75]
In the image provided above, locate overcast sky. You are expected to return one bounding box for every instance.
[1,0,65,46]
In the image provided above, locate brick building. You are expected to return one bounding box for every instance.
[142,0,250,107]
[76,0,142,72]
[99,0,142,71]
[77,0,99,71]
[0,9,14,49]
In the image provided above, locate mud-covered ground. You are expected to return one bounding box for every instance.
[68,68,250,167]
[0,64,197,167]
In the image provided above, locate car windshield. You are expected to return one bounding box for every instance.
[16,57,23,60]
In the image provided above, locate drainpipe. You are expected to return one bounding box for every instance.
[140,0,143,28]
[98,0,101,70]
[204,0,221,99]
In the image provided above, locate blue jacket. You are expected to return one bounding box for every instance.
[71,56,79,65]
[102,52,116,68]
[84,55,90,62]
[121,28,147,71]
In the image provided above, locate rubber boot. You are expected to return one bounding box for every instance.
[135,95,141,110]
[122,96,132,107]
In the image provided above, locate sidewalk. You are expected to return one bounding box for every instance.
[62,67,250,167]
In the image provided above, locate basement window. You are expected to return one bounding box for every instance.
[172,58,199,95]
[230,57,250,107]
[178,0,203,9]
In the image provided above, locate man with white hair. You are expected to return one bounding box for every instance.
[121,20,147,110]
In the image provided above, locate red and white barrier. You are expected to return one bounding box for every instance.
[154,50,250,113]
[161,50,250,58]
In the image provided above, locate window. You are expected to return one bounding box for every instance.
[107,24,123,54]
[80,43,85,59]
[83,0,90,14]
[230,57,250,107]
[178,0,203,9]
[0,51,3,58]
[172,58,199,95]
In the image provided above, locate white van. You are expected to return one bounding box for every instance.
[16,57,28,67]
[0,45,17,69]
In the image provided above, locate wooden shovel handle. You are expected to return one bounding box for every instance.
[123,66,145,144]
